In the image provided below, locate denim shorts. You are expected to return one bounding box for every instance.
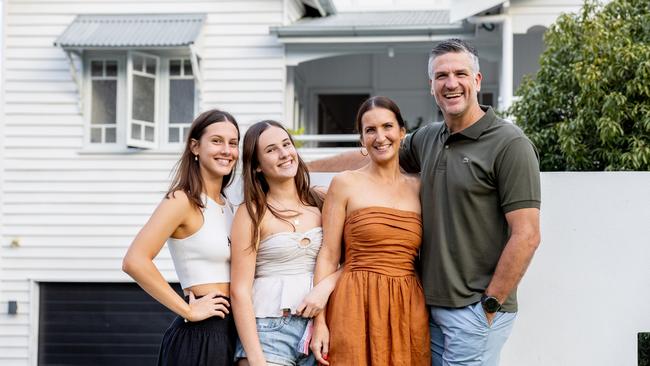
[234,315,315,366]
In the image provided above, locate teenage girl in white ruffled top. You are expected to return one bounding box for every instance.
[123,109,240,365]
[231,120,340,366]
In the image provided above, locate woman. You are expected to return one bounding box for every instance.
[122,109,240,366]
[231,120,338,366]
[310,96,430,365]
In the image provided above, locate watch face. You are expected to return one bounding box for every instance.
[482,296,501,313]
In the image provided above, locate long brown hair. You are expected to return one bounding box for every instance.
[241,120,323,251]
[167,109,240,210]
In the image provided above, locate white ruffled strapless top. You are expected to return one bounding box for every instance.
[252,227,323,317]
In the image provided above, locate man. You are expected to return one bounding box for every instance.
[402,38,540,366]
[310,39,541,366]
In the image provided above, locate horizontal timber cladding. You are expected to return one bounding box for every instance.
[2,0,286,363]
[38,282,182,366]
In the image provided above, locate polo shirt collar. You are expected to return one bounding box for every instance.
[445,105,495,140]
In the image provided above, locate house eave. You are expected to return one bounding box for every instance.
[56,44,197,52]
[271,23,470,44]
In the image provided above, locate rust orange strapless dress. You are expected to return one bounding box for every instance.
[325,207,430,365]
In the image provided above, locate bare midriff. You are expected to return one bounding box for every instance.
[184,282,230,298]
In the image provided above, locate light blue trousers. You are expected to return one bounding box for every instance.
[429,302,516,366]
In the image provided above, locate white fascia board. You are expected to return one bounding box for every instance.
[450,0,507,22]
[278,34,470,44]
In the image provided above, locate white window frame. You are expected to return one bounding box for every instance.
[83,53,126,151]
[126,51,160,149]
[81,51,199,152]
[161,57,198,148]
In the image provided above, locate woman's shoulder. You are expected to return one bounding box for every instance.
[151,190,197,226]
[333,169,367,184]
[327,170,364,194]
[402,172,420,185]
[164,189,194,209]
[401,173,421,192]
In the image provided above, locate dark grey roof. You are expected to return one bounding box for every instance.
[55,14,206,48]
[272,10,461,37]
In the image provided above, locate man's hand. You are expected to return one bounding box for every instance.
[484,310,496,327]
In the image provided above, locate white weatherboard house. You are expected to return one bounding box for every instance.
[0,0,590,365]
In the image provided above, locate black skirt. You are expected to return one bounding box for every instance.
[157,297,237,366]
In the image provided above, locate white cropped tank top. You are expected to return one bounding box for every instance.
[251,227,323,317]
[167,195,234,289]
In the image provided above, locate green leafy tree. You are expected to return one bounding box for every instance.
[509,0,650,171]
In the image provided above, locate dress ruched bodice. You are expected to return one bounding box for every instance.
[343,207,422,276]
[326,207,430,366]
[252,227,322,318]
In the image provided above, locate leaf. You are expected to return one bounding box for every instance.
[508,0,650,171]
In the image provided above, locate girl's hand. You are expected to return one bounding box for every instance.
[310,321,330,365]
[295,284,329,318]
[186,291,230,322]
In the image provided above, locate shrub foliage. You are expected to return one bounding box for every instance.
[509,0,650,170]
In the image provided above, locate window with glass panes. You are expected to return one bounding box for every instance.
[90,60,118,143]
[168,58,194,143]
[85,52,197,149]
[129,53,158,146]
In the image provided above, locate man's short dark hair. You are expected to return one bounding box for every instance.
[428,38,480,79]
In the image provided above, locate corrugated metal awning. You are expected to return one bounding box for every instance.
[54,14,206,48]
[271,10,462,38]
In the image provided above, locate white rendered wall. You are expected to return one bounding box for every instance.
[501,172,650,366]
[310,172,650,366]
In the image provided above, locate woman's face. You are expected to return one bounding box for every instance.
[191,121,239,179]
[360,107,405,164]
[256,126,299,181]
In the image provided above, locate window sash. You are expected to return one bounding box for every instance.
[166,58,196,145]
[86,57,123,146]
[127,51,160,149]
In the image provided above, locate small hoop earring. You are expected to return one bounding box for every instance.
[194,155,198,161]
[360,148,368,157]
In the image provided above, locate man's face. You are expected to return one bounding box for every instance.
[429,51,482,121]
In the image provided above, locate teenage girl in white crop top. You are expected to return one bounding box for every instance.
[231,121,341,366]
[123,109,240,366]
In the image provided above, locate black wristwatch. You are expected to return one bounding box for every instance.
[480,294,502,313]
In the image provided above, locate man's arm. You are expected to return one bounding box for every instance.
[484,207,540,322]
[306,151,369,172]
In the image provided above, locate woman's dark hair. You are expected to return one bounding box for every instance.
[167,109,240,210]
[355,96,406,135]
[241,120,323,250]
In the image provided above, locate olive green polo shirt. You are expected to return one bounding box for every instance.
[400,106,541,312]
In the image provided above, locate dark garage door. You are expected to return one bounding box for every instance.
[38,282,182,366]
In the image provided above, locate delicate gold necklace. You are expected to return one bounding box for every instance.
[268,197,302,226]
